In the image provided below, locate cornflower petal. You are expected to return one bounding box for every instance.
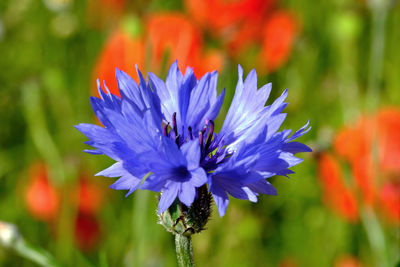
[159,182,180,213]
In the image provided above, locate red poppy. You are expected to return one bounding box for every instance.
[92,14,223,99]
[376,108,400,173]
[380,182,400,223]
[74,211,101,251]
[185,0,298,72]
[334,117,375,165]
[317,154,359,222]
[185,0,273,56]
[226,16,265,56]
[259,11,298,72]
[334,255,363,267]
[197,49,224,77]
[146,13,223,77]
[184,0,274,37]
[146,14,202,74]
[92,28,144,96]
[351,154,376,206]
[71,176,104,215]
[24,163,60,222]
[319,108,400,224]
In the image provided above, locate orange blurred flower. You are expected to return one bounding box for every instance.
[184,0,298,73]
[334,255,363,267]
[92,14,224,98]
[259,11,298,72]
[92,28,144,96]
[318,154,359,222]
[23,162,104,250]
[146,13,223,78]
[185,0,274,40]
[380,182,400,223]
[376,108,400,173]
[71,175,105,215]
[146,14,201,74]
[24,163,60,222]
[318,108,400,224]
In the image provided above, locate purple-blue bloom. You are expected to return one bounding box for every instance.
[76,62,311,216]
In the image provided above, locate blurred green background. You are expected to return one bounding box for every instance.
[0,0,399,266]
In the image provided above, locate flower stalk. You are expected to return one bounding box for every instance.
[0,221,60,267]
[159,186,211,266]
[175,234,194,267]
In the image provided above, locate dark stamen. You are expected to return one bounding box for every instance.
[163,122,170,136]
[201,124,207,136]
[188,126,194,140]
[199,131,204,154]
[172,112,178,137]
[205,120,214,152]
[199,122,208,155]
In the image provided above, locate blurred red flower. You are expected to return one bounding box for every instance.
[318,154,359,222]
[92,14,223,98]
[92,28,144,97]
[259,11,298,72]
[334,255,363,267]
[318,108,400,224]
[146,14,200,74]
[69,175,105,251]
[146,13,223,78]
[24,163,60,222]
[184,0,298,73]
[74,211,101,251]
[185,0,274,42]
[376,108,400,173]
[71,175,105,215]
[23,162,104,251]
[380,182,400,223]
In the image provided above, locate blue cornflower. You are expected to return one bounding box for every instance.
[76,62,311,216]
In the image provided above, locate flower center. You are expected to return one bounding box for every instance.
[173,166,191,181]
[162,112,227,173]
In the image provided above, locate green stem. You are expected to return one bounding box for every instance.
[366,0,387,110]
[361,208,388,267]
[0,221,60,266]
[13,238,60,267]
[132,190,150,266]
[175,234,194,267]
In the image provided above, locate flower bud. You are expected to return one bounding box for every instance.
[0,221,20,248]
[159,185,212,236]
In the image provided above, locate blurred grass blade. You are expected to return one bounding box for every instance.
[132,190,150,266]
[366,0,388,110]
[21,80,65,184]
[361,209,388,267]
[98,251,109,267]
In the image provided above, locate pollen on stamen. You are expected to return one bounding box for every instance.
[205,120,214,152]
[163,122,170,137]
[170,112,181,147]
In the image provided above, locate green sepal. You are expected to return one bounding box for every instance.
[159,185,212,236]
